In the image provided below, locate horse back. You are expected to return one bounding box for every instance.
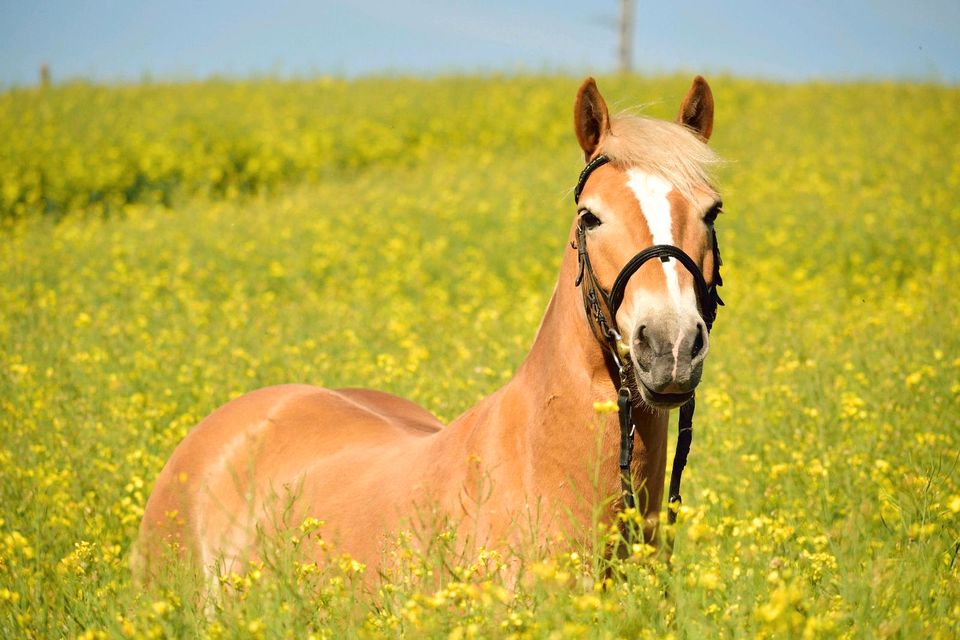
[136,384,443,576]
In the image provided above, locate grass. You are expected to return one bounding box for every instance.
[1,75,959,638]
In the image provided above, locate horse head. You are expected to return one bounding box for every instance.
[571,77,723,410]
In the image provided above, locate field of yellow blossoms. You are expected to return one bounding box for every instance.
[1,75,959,638]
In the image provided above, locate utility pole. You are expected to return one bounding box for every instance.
[618,0,634,74]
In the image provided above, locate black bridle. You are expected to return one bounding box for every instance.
[572,154,723,528]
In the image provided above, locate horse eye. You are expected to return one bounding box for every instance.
[703,202,722,225]
[579,210,602,229]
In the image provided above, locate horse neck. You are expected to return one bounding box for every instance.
[447,229,668,512]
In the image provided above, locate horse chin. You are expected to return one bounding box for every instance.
[635,380,695,411]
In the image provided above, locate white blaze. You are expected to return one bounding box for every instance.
[625,169,686,376]
[625,169,681,306]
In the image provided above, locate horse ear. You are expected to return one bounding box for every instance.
[676,76,714,141]
[574,77,611,161]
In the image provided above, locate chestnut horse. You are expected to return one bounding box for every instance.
[137,77,723,580]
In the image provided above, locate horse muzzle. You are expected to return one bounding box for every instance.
[630,316,709,409]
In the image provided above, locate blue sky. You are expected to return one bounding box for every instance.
[1,1,958,85]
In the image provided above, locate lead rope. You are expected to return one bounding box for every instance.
[616,370,696,527]
[668,397,695,525]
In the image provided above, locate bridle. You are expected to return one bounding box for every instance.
[572,154,724,528]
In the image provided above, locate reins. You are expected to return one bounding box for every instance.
[572,154,723,531]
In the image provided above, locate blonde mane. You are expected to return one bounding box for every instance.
[600,114,722,202]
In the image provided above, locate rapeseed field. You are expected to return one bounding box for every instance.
[1,75,959,638]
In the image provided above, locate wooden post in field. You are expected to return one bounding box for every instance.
[40,63,51,88]
[618,0,634,74]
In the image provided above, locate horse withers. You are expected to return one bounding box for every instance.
[136,76,724,582]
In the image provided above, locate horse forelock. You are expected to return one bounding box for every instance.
[598,114,722,203]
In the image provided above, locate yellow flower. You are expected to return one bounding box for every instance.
[0,588,20,604]
[698,570,722,590]
[592,400,618,414]
[150,600,171,616]
[947,495,960,514]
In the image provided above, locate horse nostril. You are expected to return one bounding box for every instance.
[691,331,703,358]
[690,323,707,359]
[632,325,653,371]
[633,325,647,346]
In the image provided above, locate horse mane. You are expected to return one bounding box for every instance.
[599,113,722,202]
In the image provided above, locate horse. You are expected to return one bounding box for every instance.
[136,76,724,582]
